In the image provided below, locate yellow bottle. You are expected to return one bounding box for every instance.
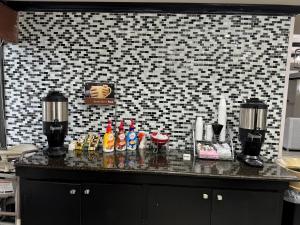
[103,120,115,153]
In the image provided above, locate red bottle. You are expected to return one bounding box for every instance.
[115,120,126,151]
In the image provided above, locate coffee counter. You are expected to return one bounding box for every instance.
[16,149,298,225]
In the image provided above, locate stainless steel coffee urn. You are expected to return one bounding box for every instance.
[42,91,68,157]
[238,98,268,167]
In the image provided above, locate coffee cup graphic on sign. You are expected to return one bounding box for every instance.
[85,82,115,105]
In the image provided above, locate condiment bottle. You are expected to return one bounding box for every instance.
[138,131,147,150]
[103,119,115,153]
[126,119,138,151]
[115,120,126,151]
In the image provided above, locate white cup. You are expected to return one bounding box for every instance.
[205,124,213,142]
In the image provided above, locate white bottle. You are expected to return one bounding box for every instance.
[218,96,227,142]
[195,117,203,141]
[205,124,213,142]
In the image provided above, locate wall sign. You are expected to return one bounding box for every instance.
[84,82,115,105]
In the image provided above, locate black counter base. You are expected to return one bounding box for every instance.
[20,176,285,225]
[19,166,289,225]
[16,150,297,225]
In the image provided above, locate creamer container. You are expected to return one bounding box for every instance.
[126,119,138,151]
[138,131,147,150]
[115,120,126,151]
[103,120,115,153]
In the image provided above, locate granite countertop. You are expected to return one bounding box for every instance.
[15,149,299,182]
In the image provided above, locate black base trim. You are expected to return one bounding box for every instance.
[6,1,300,15]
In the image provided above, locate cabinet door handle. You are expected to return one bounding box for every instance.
[84,189,90,195]
[217,195,223,201]
[70,189,76,195]
[203,194,209,199]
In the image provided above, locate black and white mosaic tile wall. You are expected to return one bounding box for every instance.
[3,12,291,159]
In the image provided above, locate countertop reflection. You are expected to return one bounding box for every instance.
[16,149,299,182]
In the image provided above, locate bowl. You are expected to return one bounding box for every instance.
[150,132,170,146]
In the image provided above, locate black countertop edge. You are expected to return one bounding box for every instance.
[5,2,300,15]
[16,163,299,182]
[15,150,299,183]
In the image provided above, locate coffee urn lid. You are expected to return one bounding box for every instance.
[43,91,68,102]
[241,98,268,109]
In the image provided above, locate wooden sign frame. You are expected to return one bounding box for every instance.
[84,82,115,106]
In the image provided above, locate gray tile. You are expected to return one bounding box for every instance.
[3,12,292,160]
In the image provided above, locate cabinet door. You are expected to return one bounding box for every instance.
[21,180,81,225]
[82,183,143,225]
[211,189,282,225]
[147,185,211,225]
